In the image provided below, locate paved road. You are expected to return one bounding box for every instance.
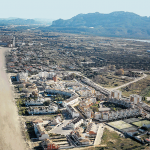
[94,123,104,146]
[107,73,147,91]
[68,71,147,93]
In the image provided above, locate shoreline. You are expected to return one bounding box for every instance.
[0,47,25,150]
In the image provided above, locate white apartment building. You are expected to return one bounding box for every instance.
[38,72,56,79]
[16,72,28,82]
[103,113,109,120]
[62,95,79,107]
[84,108,92,118]
[63,117,83,130]
[28,103,58,115]
[111,90,122,99]
[130,94,142,104]
[45,89,73,97]
[33,120,50,140]
[25,98,45,106]
[94,112,102,120]
[66,105,79,118]
[94,108,142,121]
[34,124,49,140]
[76,87,95,97]
[50,116,62,126]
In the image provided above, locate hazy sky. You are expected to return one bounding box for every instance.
[1,0,150,20]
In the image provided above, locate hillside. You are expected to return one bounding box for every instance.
[44,11,150,39]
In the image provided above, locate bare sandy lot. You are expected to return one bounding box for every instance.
[0,47,25,150]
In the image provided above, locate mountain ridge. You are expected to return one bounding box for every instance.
[47,11,150,39]
[0,18,41,26]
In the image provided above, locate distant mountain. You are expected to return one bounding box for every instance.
[0,18,41,26]
[46,11,150,39]
[34,18,53,25]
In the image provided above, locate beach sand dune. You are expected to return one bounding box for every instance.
[0,47,25,150]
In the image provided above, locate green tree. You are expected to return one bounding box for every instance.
[43,100,51,106]
[92,106,99,112]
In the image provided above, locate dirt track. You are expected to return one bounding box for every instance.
[0,47,25,150]
[107,73,147,91]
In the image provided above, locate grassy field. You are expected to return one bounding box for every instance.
[140,86,150,97]
[99,129,147,150]
[92,73,133,88]
[108,120,133,130]
[132,120,150,127]
[120,75,150,97]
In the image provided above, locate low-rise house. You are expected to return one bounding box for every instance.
[79,97,96,107]
[27,103,58,115]
[25,97,45,106]
[37,86,45,92]
[70,127,92,146]
[34,124,49,140]
[41,139,60,150]
[86,122,98,135]
[96,92,106,100]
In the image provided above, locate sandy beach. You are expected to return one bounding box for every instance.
[0,47,25,150]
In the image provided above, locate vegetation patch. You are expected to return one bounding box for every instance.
[92,73,132,88]
[120,75,150,97]
[26,121,37,140]
[100,128,147,150]
[103,102,127,111]
[15,98,28,115]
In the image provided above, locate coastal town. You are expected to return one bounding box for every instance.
[10,67,150,149]
[0,28,149,150]
[1,1,150,149]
